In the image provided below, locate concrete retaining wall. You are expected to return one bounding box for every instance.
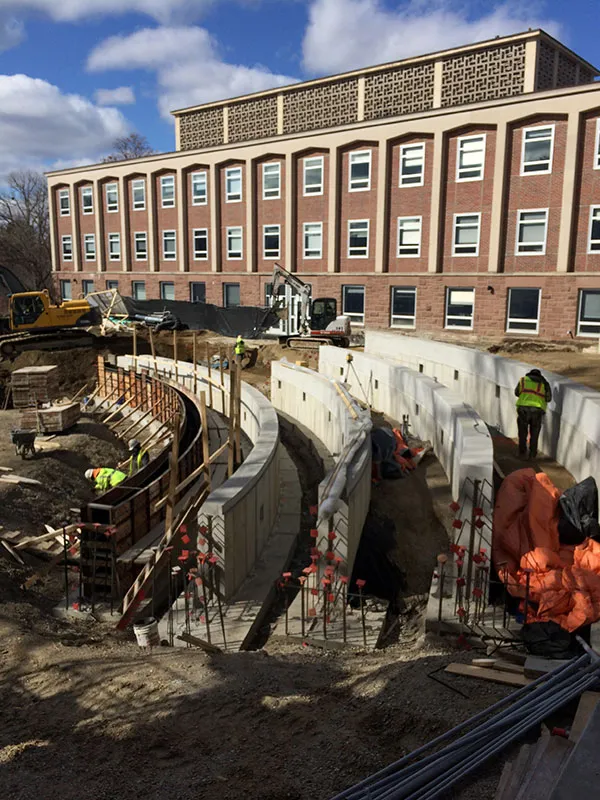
[366,331,600,486]
[319,347,494,501]
[271,360,372,573]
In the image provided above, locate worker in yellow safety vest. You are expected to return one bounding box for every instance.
[85,467,127,492]
[127,439,149,476]
[235,334,245,365]
[514,368,552,460]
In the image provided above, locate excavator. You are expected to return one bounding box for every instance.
[269,263,351,348]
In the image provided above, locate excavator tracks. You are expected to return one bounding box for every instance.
[0,329,96,360]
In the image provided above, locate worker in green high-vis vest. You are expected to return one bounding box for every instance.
[514,368,552,460]
[235,334,245,366]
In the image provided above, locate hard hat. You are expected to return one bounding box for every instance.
[236,334,242,341]
[128,439,140,451]
[85,469,95,480]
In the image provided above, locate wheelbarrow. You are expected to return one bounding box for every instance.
[11,429,37,459]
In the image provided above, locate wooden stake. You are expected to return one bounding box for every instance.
[133,325,137,365]
[227,363,235,477]
[206,342,213,408]
[149,327,158,374]
[164,412,181,539]
[200,391,212,493]
[218,345,225,414]
[173,330,179,382]
[235,358,242,464]
[193,331,198,395]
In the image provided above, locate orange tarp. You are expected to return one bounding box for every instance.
[493,469,600,632]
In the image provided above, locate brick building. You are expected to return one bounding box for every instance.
[47,29,600,341]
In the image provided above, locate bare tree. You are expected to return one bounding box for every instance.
[103,132,156,162]
[0,170,52,293]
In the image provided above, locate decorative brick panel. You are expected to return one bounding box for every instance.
[364,62,435,120]
[556,51,578,88]
[536,40,556,91]
[179,107,224,150]
[441,43,526,107]
[283,79,358,135]
[228,96,278,143]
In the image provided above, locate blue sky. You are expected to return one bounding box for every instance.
[0,0,597,177]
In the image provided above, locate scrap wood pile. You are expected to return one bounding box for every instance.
[10,365,82,433]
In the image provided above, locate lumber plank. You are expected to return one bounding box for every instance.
[177,633,222,654]
[445,663,530,686]
[524,656,571,680]
[515,736,573,800]
[569,691,600,743]
[493,661,526,675]
[0,539,25,565]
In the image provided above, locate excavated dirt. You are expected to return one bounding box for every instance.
[497,346,600,393]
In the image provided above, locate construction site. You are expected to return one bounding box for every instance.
[2,278,600,800]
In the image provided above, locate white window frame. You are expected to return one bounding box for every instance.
[303,222,323,259]
[191,171,207,206]
[577,289,600,337]
[223,282,241,308]
[162,230,177,261]
[160,175,175,209]
[520,125,555,176]
[399,143,425,187]
[588,206,600,253]
[225,167,242,203]
[595,120,600,170]
[262,162,281,200]
[60,279,72,301]
[263,224,281,259]
[303,156,324,196]
[160,282,175,301]
[132,281,146,301]
[342,285,365,326]
[456,134,486,182]
[132,179,146,211]
[61,235,73,261]
[516,209,549,255]
[105,182,119,213]
[445,287,475,330]
[349,150,371,192]
[226,226,243,260]
[84,233,96,261]
[193,228,208,260]
[506,287,541,335]
[58,188,70,216]
[108,232,121,261]
[347,219,369,258]
[81,186,93,215]
[82,280,95,295]
[452,213,481,257]
[390,286,417,329]
[397,216,422,258]
[134,231,147,261]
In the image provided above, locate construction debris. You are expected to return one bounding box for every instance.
[19,401,80,433]
[11,365,59,407]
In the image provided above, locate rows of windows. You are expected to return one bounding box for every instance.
[60,278,208,305]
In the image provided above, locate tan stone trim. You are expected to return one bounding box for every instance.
[433,60,443,108]
[223,105,229,145]
[177,167,187,272]
[48,186,58,274]
[72,186,81,273]
[277,94,284,135]
[209,163,220,272]
[95,181,105,273]
[328,148,339,273]
[284,153,293,270]
[246,160,254,273]
[428,131,444,274]
[374,141,388,273]
[524,39,538,93]
[119,176,130,272]
[357,77,365,122]
[557,110,581,273]
[487,122,508,273]
[147,173,157,272]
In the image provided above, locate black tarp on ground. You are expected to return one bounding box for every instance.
[558,476,600,545]
[121,297,281,339]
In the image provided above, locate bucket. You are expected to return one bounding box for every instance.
[133,616,160,648]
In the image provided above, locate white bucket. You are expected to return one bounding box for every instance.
[133,616,160,648]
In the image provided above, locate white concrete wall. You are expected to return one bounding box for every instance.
[366,331,600,486]
[319,347,494,502]
[271,360,372,572]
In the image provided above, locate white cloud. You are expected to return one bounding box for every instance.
[302,0,562,75]
[95,86,136,105]
[87,26,296,118]
[0,12,23,51]
[0,0,210,24]
[0,74,129,179]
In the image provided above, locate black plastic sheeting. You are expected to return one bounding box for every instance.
[558,476,600,545]
[349,511,407,611]
[122,297,282,339]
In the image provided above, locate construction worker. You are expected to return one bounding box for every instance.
[235,334,245,366]
[127,438,149,475]
[85,467,127,492]
[515,368,552,460]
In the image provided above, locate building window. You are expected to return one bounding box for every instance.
[132,281,146,300]
[457,135,485,181]
[397,217,422,257]
[84,233,96,261]
[60,280,72,300]
[521,125,555,175]
[61,235,73,261]
[349,150,371,191]
[223,283,240,307]
[160,175,175,208]
[190,282,206,303]
[303,156,323,195]
[191,172,207,205]
[162,230,177,261]
[263,224,280,259]
[132,179,146,211]
[82,280,95,295]
[303,222,323,259]
[578,289,600,336]
[226,226,243,259]
[59,188,70,216]
[453,213,481,256]
[105,182,119,213]
[160,282,175,301]
[506,288,541,334]
[400,143,425,186]
[390,287,417,328]
[225,167,242,202]
[342,285,365,325]
[106,280,119,290]
[516,209,548,254]
[589,206,600,252]
[445,288,475,329]
[193,228,208,260]
[263,163,281,199]
[81,186,93,215]
[348,220,369,258]
[108,232,121,261]
[134,232,147,261]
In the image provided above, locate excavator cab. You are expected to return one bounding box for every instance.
[11,293,46,327]
[9,290,98,332]
[310,298,338,331]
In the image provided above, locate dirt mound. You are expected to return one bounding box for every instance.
[0,347,99,398]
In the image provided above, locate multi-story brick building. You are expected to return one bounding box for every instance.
[47,29,600,341]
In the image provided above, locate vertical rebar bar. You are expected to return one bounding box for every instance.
[524,569,532,626]
[301,580,306,638]
[63,526,69,610]
[342,582,347,643]
[359,587,367,649]
[465,480,481,601]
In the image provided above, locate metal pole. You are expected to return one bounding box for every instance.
[207,343,213,407]
[173,330,178,382]
[227,362,235,477]
[63,526,69,611]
